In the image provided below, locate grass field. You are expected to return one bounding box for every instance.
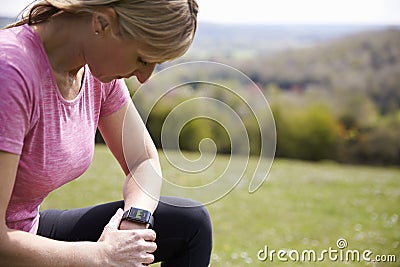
[41,145,400,266]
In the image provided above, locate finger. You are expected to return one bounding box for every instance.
[136,240,157,254]
[141,253,155,265]
[139,229,156,241]
[104,208,124,231]
[147,241,157,253]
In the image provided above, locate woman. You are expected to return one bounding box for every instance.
[0,0,212,266]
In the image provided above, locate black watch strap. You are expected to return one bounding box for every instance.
[121,207,154,229]
[148,214,154,229]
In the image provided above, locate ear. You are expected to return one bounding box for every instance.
[92,7,120,37]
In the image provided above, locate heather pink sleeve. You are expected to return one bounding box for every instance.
[100,79,131,117]
[0,61,33,155]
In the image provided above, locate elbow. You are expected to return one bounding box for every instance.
[0,223,8,243]
[0,226,11,260]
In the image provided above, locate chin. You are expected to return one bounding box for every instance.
[88,68,115,83]
[96,75,115,84]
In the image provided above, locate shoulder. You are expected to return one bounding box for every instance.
[0,25,47,85]
[0,25,49,102]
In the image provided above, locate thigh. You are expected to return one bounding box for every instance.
[37,200,124,241]
[38,197,212,265]
[152,196,213,265]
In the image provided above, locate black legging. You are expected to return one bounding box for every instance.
[37,196,212,266]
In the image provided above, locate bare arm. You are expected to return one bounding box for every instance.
[0,151,103,267]
[98,101,162,215]
[0,151,157,266]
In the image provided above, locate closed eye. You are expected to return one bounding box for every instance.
[138,57,148,66]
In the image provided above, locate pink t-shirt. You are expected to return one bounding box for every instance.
[0,25,130,233]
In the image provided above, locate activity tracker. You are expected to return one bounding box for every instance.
[121,207,154,229]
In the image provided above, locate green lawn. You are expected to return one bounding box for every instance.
[41,145,400,266]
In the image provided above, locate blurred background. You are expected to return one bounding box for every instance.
[1,1,399,266]
[138,0,400,166]
[2,0,400,165]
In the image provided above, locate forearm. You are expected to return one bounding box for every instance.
[0,229,103,267]
[98,101,162,213]
[123,157,162,213]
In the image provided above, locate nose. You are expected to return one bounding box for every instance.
[134,63,156,84]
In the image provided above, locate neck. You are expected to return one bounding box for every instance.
[32,12,88,76]
[31,13,90,100]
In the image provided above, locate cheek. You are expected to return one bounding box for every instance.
[84,40,137,79]
[86,52,119,80]
[85,47,108,76]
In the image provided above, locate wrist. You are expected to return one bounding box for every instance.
[86,241,110,267]
[120,207,154,229]
[119,220,148,230]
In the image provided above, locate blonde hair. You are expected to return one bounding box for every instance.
[9,0,198,62]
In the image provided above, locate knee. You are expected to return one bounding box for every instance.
[158,196,213,239]
[155,197,213,264]
[179,198,212,229]
[185,199,213,245]
[191,200,212,235]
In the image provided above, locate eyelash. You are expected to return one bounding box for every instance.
[138,58,148,66]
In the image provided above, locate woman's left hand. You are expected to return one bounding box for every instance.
[119,219,148,230]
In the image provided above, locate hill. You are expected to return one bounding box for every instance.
[182,23,390,60]
[143,27,400,165]
[156,25,400,115]
[237,28,400,114]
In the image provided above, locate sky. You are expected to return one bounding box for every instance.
[1,0,400,25]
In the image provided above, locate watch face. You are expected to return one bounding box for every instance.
[127,208,151,223]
